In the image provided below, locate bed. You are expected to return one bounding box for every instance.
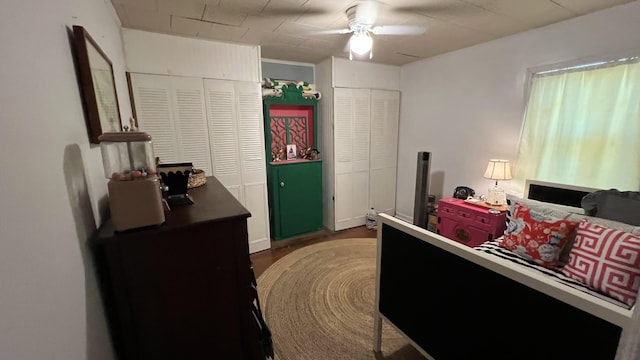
[373,181,640,359]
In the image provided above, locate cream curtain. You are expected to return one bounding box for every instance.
[514,59,640,193]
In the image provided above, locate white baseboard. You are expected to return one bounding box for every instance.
[249,238,271,254]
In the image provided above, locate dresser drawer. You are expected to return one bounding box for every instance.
[438,202,458,216]
[474,212,493,227]
[437,216,492,247]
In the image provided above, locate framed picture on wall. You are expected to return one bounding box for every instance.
[286,144,297,160]
[72,25,122,144]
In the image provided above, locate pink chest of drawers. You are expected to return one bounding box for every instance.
[436,197,507,247]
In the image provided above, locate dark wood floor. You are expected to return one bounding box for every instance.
[250,226,376,278]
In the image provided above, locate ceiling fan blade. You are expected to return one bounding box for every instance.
[311,28,353,35]
[355,0,379,25]
[371,25,426,35]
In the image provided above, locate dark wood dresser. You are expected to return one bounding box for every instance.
[93,176,265,360]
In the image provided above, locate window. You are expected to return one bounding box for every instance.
[514,56,640,193]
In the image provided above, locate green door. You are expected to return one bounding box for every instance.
[274,161,323,239]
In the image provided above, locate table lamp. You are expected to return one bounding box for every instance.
[483,159,512,206]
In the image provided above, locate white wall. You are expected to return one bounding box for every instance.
[333,57,400,90]
[0,0,129,358]
[262,58,315,84]
[396,1,640,221]
[123,29,261,82]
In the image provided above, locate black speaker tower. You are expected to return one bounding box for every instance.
[413,151,431,228]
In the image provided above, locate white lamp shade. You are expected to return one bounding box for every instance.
[483,159,512,181]
[350,33,372,55]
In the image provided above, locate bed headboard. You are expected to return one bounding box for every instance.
[524,179,600,208]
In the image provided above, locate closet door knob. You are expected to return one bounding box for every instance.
[280,181,285,188]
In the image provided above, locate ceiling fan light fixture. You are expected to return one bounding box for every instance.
[350,32,372,55]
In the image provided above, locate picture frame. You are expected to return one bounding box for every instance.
[286,144,297,160]
[72,25,121,144]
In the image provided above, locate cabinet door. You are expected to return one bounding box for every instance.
[333,88,371,231]
[370,89,399,216]
[272,162,323,239]
[129,73,213,176]
[203,79,270,253]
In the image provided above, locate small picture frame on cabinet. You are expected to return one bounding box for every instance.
[286,144,297,160]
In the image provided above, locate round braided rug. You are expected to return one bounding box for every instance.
[257,238,426,360]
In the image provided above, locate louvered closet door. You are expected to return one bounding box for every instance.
[234,81,270,252]
[202,79,242,200]
[130,73,180,164]
[203,79,270,253]
[370,89,399,216]
[169,77,212,176]
[334,88,371,231]
[130,74,212,175]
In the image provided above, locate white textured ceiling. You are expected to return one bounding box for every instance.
[111,0,635,66]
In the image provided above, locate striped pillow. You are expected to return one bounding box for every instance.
[561,221,640,306]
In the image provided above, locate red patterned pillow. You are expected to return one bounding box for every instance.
[501,203,578,268]
[561,221,640,306]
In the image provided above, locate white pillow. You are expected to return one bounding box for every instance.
[505,194,583,220]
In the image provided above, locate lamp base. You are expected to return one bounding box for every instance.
[486,187,506,206]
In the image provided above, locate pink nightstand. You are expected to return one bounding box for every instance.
[436,197,507,247]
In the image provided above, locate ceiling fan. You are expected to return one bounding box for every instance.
[314,0,427,60]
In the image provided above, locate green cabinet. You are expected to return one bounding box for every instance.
[267,160,323,240]
[263,84,323,240]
